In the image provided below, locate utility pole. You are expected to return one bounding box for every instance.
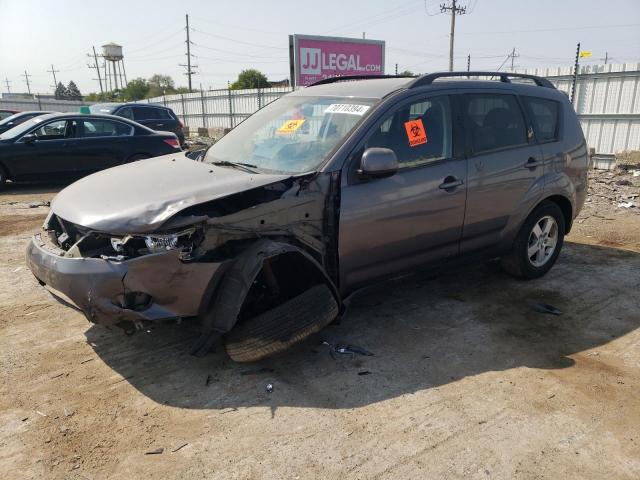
[571,42,581,104]
[395,63,398,75]
[509,47,520,71]
[90,46,104,94]
[22,70,32,95]
[440,0,467,71]
[362,32,366,39]
[4,78,11,94]
[179,14,197,92]
[467,54,470,72]
[47,64,59,91]
[601,51,609,64]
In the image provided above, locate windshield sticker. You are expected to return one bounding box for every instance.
[324,104,370,115]
[277,119,305,133]
[404,119,428,147]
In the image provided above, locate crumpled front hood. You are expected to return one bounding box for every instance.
[51,153,290,234]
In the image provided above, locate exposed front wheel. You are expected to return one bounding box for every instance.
[501,201,565,279]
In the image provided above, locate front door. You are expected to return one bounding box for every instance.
[11,119,77,180]
[339,94,467,293]
[459,92,544,253]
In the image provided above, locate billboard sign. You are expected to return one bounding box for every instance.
[289,34,385,87]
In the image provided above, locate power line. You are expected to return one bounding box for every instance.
[440,0,468,71]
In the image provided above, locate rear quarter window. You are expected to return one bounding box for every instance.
[522,96,560,143]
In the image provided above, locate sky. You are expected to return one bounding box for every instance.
[1,0,639,95]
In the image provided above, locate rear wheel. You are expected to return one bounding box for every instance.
[225,284,339,362]
[0,168,7,189]
[501,201,565,279]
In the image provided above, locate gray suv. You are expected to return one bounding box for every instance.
[26,72,589,362]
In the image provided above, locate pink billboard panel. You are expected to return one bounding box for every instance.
[291,35,385,87]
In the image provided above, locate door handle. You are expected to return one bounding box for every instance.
[524,157,541,169]
[155,123,164,127]
[439,176,464,190]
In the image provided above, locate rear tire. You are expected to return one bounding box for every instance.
[501,201,565,279]
[0,168,7,189]
[225,284,339,362]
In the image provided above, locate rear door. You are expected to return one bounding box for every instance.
[132,106,174,133]
[459,91,544,253]
[67,118,134,173]
[339,93,467,292]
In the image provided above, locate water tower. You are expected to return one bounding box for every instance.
[102,42,127,92]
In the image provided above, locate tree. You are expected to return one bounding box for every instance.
[54,82,68,100]
[66,81,82,100]
[398,70,415,76]
[230,69,270,90]
[122,78,150,101]
[147,74,176,97]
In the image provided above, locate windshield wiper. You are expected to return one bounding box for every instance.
[211,160,259,173]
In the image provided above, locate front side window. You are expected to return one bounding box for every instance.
[464,94,527,154]
[33,120,68,140]
[118,107,134,120]
[365,95,452,167]
[523,96,560,143]
[204,95,378,174]
[80,119,132,137]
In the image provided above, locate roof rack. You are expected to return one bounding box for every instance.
[307,74,416,87]
[408,71,555,89]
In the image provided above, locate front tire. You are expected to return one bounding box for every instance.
[501,201,565,279]
[225,284,339,362]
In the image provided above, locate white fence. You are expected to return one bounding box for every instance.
[0,97,91,113]
[3,63,639,154]
[140,86,292,130]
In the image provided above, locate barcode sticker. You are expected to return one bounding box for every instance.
[324,104,370,115]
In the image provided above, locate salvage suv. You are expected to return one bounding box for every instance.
[27,72,588,362]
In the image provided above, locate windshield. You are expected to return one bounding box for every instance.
[204,95,377,174]
[0,116,48,140]
[89,104,118,114]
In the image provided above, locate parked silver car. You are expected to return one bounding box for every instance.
[26,72,589,361]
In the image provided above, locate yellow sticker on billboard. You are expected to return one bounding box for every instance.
[277,119,305,133]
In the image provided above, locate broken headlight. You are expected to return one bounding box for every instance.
[144,234,179,253]
[109,227,200,256]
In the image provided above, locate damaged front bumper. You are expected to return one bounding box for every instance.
[26,233,225,327]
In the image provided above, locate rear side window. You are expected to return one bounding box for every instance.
[133,107,170,120]
[522,96,560,142]
[80,119,133,137]
[464,94,527,154]
[118,107,134,120]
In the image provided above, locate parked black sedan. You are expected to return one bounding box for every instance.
[0,111,56,135]
[90,103,185,146]
[0,109,19,121]
[0,113,181,185]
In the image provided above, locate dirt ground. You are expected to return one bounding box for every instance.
[0,170,639,480]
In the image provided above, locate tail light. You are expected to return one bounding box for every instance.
[163,138,180,149]
[179,120,184,128]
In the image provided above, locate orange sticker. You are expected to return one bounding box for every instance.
[404,119,428,147]
[277,119,305,134]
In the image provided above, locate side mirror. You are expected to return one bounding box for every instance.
[22,133,37,144]
[359,147,398,178]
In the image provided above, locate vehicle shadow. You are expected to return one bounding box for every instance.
[85,241,640,410]
[0,180,71,195]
